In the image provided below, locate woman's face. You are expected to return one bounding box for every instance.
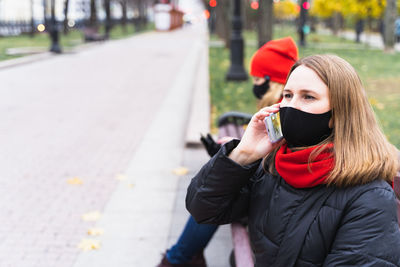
[281,65,330,114]
[252,76,266,85]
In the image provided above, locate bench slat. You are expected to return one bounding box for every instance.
[395,173,400,227]
[218,116,253,267]
[394,173,400,199]
[397,199,400,228]
[231,222,254,267]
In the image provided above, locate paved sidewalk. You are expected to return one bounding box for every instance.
[0,1,221,266]
[319,28,400,51]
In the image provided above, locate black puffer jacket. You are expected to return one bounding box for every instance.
[186,140,400,266]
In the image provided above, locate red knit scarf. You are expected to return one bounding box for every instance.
[275,143,334,188]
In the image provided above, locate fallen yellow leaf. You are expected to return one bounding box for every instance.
[82,211,101,222]
[88,228,104,236]
[115,174,127,181]
[172,167,189,176]
[376,103,385,110]
[77,239,101,251]
[67,177,83,185]
[369,97,378,106]
[369,97,385,110]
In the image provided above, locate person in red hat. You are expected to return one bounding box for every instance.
[250,36,298,109]
[157,37,298,267]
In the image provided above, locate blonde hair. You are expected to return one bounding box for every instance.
[268,54,398,187]
[257,81,284,110]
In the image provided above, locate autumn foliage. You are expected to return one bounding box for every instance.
[310,0,400,19]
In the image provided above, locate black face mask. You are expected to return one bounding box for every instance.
[252,77,270,99]
[279,107,332,147]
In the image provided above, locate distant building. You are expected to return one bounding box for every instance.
[0,0,91,23]
[0,0,143,36]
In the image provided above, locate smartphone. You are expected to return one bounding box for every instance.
[264,112,283,143]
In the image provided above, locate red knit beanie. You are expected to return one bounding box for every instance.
[250,37,298,84]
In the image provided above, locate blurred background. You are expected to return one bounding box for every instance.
[201,0,400,149]
[0,1,399,266]
[1,1,399,150]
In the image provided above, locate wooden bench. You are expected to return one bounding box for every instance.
[82,26,106,42]
[217,111,252,139]
[217,111,254,267]
[394,173,400,226]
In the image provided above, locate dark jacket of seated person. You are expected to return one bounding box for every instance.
[186,54,400,267]
[186,140,400,266]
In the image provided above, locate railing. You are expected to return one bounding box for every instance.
[0,21,33,36]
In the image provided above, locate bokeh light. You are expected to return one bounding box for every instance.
[209,0,217,8]
[251,1,259,10]
[37,24,45,32]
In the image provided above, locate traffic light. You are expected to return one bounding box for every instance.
[209,0,217,7]
[250,1,259,10]
[298,0,309,46]
[302,1,310,10]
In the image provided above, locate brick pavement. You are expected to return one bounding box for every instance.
[0,21,206,266]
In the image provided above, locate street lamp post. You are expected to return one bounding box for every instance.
[226,0,248,81]
[48,0,62,53]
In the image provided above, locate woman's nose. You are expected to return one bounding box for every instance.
[286,97,300,110]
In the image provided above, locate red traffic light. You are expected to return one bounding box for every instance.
[251,1,259,10]
[209,0,217,7]
[302,1,310,10]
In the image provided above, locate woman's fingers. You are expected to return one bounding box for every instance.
[259,103,280,114]
[253,104,280,122]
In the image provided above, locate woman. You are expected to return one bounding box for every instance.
[186,54,400,266]
[158,37,298,267]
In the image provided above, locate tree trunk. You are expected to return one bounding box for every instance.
[51,0,55,20]
[63,0,70,34]
[43,0,48,28]
[104,0,111,38]
[138,0,148,30]
[121,0,128,33]
[257,0,273,48]
[208,5,216,33]
[30,0,35,37]
[298,0,308,47]
[215,0,231,48]
[245,6,256,31]
[354,19,364,43]
[331,12,341,35]
[384,0,397,51]
[90,0,97,27]
[241,0,247,30]
[49,0,61,53]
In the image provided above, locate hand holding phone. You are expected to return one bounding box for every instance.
[228,104,280,166]
[264,112,283,143]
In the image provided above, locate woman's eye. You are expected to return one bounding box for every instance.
[283,93,292,99]
[304,95,315,100]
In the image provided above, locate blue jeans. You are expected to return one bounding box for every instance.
[166,215,218,264]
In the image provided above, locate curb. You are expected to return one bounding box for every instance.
[0,52,54,70]
[185,36,210,146]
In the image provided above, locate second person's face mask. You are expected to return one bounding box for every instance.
[252,79,270,99]
[279,107,332,147]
